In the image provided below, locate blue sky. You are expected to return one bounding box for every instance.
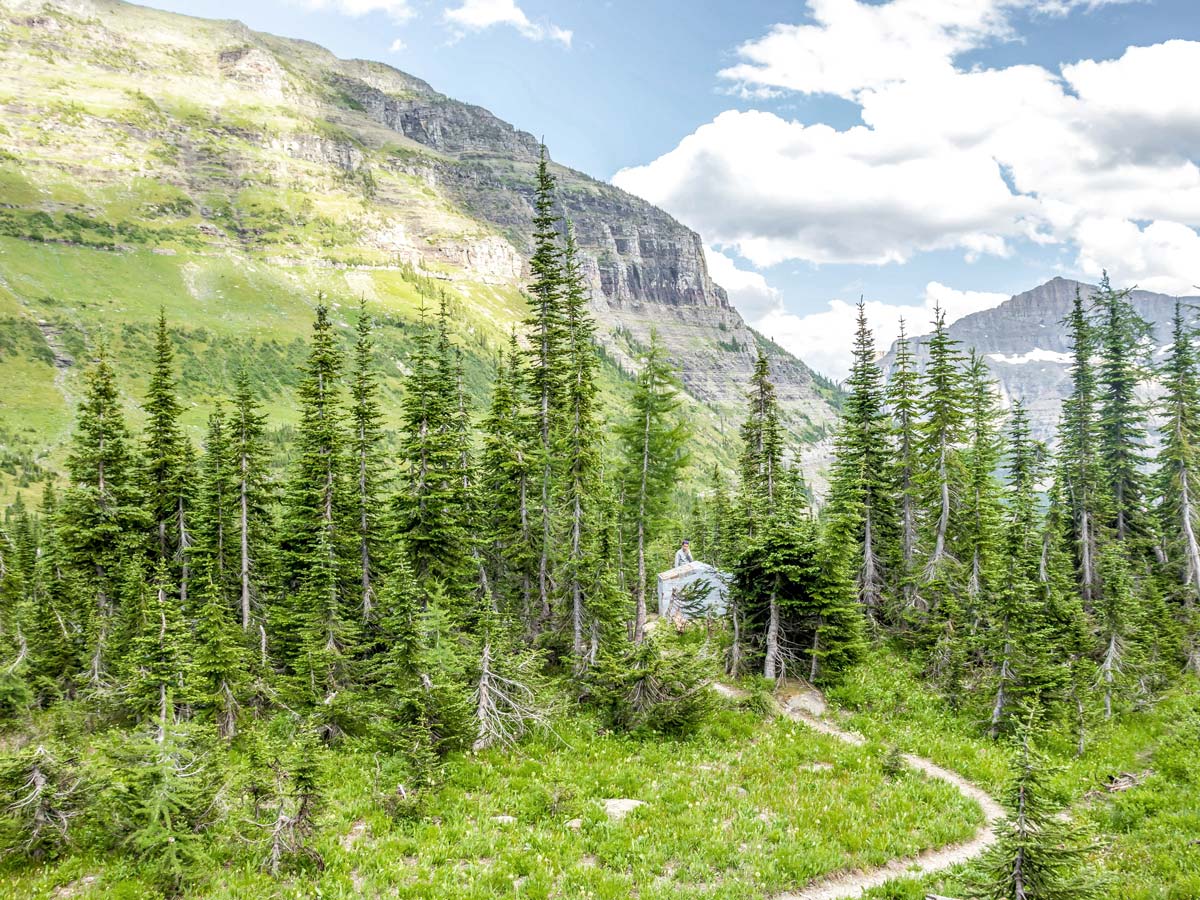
[150,0,1200,377]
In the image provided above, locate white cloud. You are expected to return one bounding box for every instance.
[614,0,1200,296]
[388,38,407,53]
[444,0,572,46]
[705,248,1008,379]
[297,0,415,24]
[704,247,783,320]
[719,0,1136,100]
[753,282,1010,380]
[1075,217,1200,295]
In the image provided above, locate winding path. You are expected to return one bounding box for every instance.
[715,682,1004,900]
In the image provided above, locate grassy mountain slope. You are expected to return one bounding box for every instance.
[0,0,841,498]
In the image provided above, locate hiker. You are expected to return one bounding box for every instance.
[674,539,693,569]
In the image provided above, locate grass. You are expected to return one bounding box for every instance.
[0,698,985,900]
[827,648,1200,900]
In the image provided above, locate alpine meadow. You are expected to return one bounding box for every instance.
[1,2,1199,899]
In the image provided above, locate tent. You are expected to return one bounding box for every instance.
[656,560,730,619]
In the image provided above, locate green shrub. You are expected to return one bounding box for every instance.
[584,638,715,735]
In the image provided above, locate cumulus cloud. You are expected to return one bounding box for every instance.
[704,247,784,320]
[444,0,572,46]
[297,0,415,24]
[751,281,1010,381]
[614,0,1200,296]
[388,38,407,53]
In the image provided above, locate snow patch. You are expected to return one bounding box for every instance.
[987,348,1071,365]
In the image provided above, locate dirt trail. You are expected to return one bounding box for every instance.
[716,681,1004,900]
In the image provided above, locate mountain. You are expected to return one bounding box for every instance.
[0,0,841,495]
[881,276,1200,442]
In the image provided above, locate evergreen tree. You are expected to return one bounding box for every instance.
[523,144,568,629]
[987,404,1065,736]
[1154,300,1200,675]
[395,304,470,598]
[230,368,274,637]
[916,305,968,586]
[480,335,535,625]
[142,310,194,604]
[277,304,356,703]
[194,575,247,740]
[192,406,237,601]
[826,301,893,621]
[887,320,922,615]
[962,351,1004,611]
[350,300,387,624]
[737,348,788,676]
[619,330,690,644]
[59,345,147,689]
[969,717,1104,900]
[449,345,488,616]
[739,349,784,534]
[23,486,77,703]
[1095,545,1137,719]
[734,517,865,684]
[124,560,196,740]
[1094,273,1152,544]
[559,222,607,663]
[1057,287,1106,606]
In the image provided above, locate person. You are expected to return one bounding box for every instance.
[674,539,693,569]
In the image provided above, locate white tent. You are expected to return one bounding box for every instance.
[656,561,729,619]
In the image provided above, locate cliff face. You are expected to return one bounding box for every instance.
[881,277,1199,442]
[321,60,832,429]
[0,0,840,464]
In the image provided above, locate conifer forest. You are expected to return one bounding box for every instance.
[2,147,1199,899]
[1,4,1199,897]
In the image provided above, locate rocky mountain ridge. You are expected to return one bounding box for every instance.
[882,276,1200,443]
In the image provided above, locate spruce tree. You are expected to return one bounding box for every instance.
[479,334,536,625]
[395,304,470,598]
[124,560,196,740]
[192,406,237,601]
[523,145,568,630]
[619,330,690,644]
[1057,287,1106,606]
[350,300,387,624]
[230,367,274,637]
[987,403,1064,736]
[740,348,784,533]
[277,304,356,703]
[738,349,789,676]
[962,351,1004,611]
[1154,300,1200,675]
[194,575,247,740]
[826,300,893,621]
[1094,273,1152,545]
[968,717,1104,900]
[916,305,968,585]
[559,222,606,663]
[59,344,147,689]
[887,320,922,615]
[24,486,77,703]
[142,310,194,604]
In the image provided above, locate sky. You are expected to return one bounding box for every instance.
[149,0,1200,378]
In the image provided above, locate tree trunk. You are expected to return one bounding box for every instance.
[633,517,647,643]
[240,456,252,631]
[764,579,780,680]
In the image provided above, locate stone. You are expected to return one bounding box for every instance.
[601,798,645,822]
[491,815,517,825]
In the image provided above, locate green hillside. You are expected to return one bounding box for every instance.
[0,0,841,499]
